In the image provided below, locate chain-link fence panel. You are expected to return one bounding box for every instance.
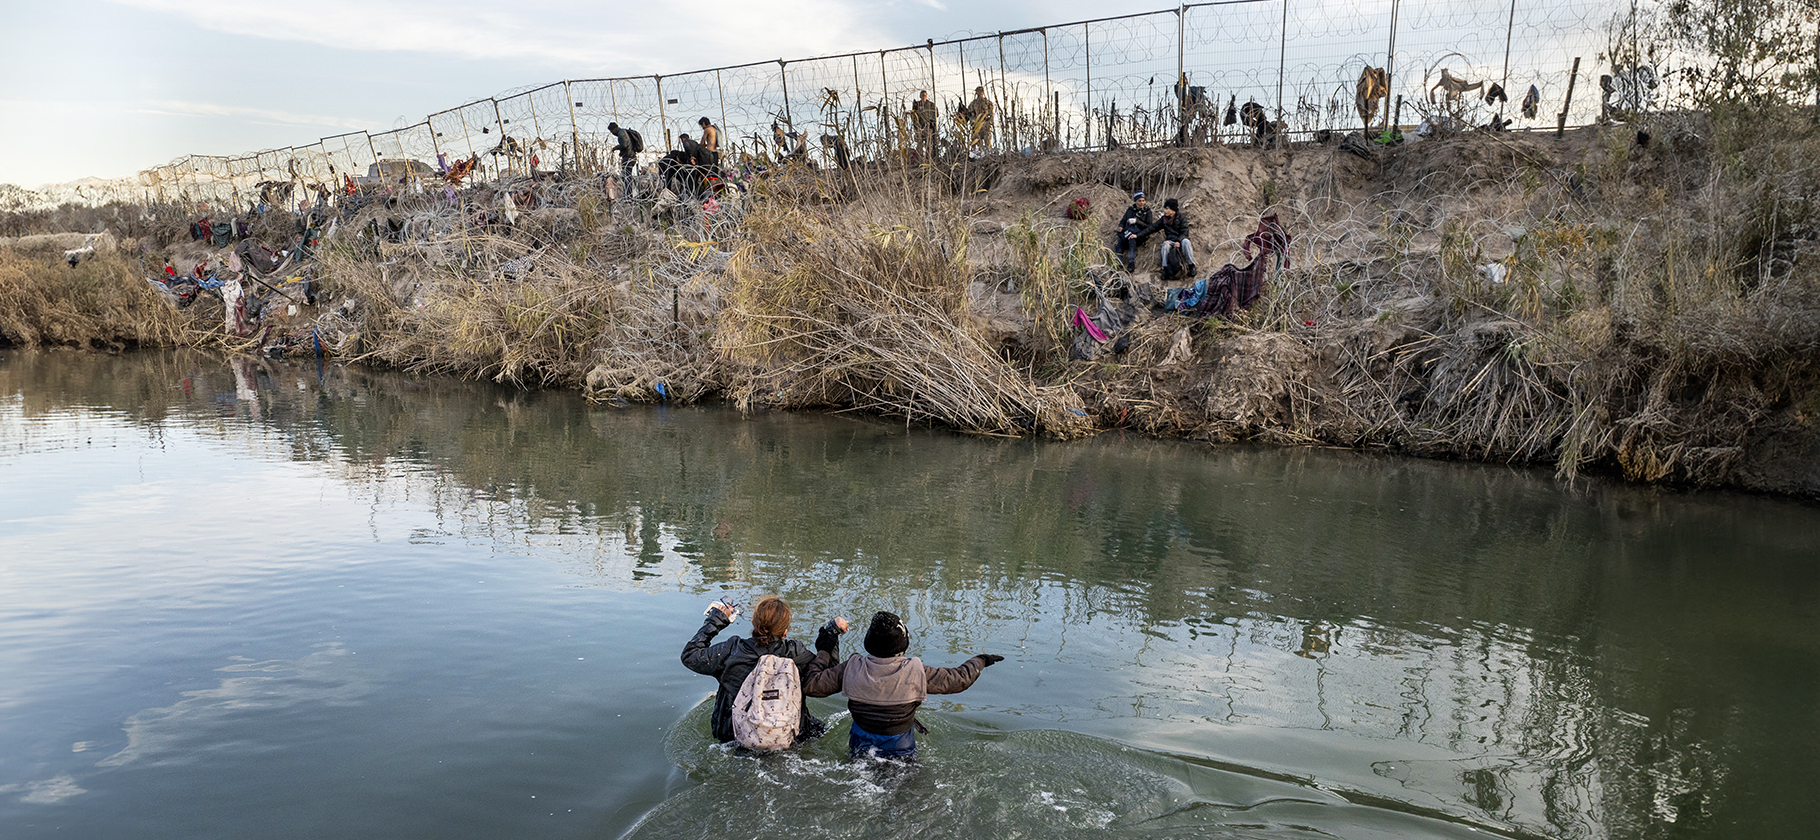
[878,46,936,162]
[1277,0,1395,137]
[716,63,788,166]
[659,69,723,162]
[1506,0,1620,131]
[1081,13,1180,148]
[1183,1,1281,144]
[994,30,1052,153]
[783,56,861,168]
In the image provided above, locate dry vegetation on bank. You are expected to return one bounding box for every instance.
[3,114,1817,496]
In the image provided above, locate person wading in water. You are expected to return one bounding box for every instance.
[803,611,1004,759]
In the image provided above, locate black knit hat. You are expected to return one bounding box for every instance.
[864,611,910,657]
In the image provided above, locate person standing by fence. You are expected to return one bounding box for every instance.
[966,86,995,150]
[697,117,721,170]
[911,91,938,163]
[607,122,643,193]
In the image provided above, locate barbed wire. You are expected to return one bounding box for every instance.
[95,0,1682,208]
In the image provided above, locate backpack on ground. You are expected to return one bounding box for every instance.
[625,128,645,154]
[731,654,801,751]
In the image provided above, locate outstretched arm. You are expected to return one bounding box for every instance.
[924,654,1004,695]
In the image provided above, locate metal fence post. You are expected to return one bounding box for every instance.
[1277,0,1289,126]
[1499,0,1517,124]
[656,76,670,150]
[1048,27,1062,149]
[717,70,730,158]
[1176,3,1186,141]
[562,82,582,174]
[927,40,937,103]
[1084,22,1092,147]
[852,56,865,154]
[779,60,793,129]
[1385,0,1402,136]
[997,34,1009,150]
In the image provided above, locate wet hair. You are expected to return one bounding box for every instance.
[699,117,712,126]
[864,611,910,657]
[751,596,792,641]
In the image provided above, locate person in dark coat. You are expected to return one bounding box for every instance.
[607,122,641,187]
[1138,197,1196,281]
[1114,190,1154,274]
[802,611,1004,760]
[681,595,845,744]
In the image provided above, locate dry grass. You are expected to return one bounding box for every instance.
[0,248,193,348]
[7,117,1817,491]
[717,175,1089,436]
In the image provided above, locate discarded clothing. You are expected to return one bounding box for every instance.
[1070,305,1110,342]
[1163,213,1292,318]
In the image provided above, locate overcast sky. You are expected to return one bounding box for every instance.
[0,0,1149,187]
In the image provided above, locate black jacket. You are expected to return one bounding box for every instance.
[1139,210,1190,242]
[681,611,833,742]
[1118,203,1154,236]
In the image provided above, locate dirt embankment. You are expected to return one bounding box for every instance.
[3,125,1817,497]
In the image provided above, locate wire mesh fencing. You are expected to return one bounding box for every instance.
[129,0,1703,207]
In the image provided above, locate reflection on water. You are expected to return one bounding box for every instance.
[1,349,1816,840]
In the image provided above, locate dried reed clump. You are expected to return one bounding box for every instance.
[0,249,192,348]
[316,232,623,387]
[717,188,1081,436]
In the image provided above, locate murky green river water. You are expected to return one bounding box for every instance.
[1,349,1815,840]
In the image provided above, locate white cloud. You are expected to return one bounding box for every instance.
[106,0,881,74]
[137,100,380,132]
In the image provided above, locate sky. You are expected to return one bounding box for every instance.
[0,0,1146,187]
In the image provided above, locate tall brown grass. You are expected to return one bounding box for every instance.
[0,249,191,348]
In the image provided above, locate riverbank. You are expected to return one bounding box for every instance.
[3,120,1817,497]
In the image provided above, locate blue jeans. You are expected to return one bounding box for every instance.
[848,723,917,759]
[1115,232,1146,268]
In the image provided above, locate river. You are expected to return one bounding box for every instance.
[1,349,1815,840]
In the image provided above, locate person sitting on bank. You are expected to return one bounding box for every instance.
[1114,190,1155,275]
[681,595,847,745]
[802,611,1004,760]
[1137,197,1196,282]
